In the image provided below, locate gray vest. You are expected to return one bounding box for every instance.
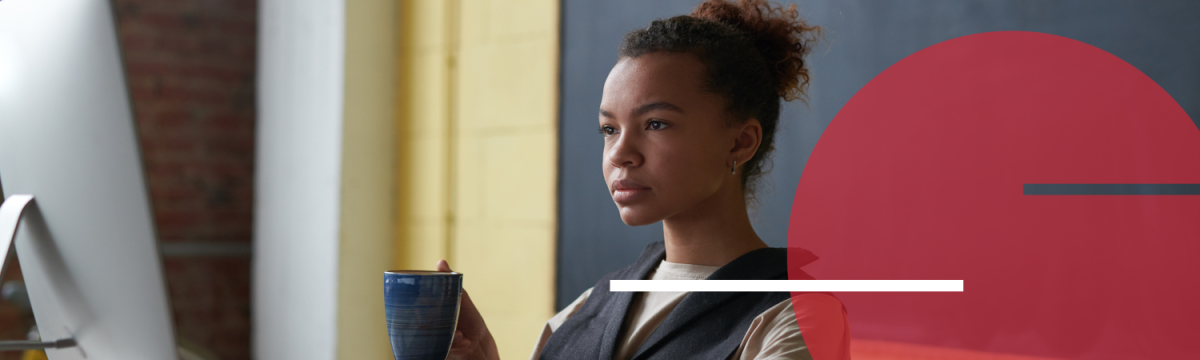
[539,241,822,360]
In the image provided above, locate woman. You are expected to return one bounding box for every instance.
[437,0,849,359]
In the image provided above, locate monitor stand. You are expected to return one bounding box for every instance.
[0,195,77,352]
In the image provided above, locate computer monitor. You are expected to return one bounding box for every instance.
[0,0,178,359]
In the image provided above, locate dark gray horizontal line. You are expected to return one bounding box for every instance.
[159,242,252,257]
[1024,184,1200,195]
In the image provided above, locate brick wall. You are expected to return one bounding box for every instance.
[113,0,257,359]
[0,259,32,360]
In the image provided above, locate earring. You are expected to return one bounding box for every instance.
[731,160,737,175]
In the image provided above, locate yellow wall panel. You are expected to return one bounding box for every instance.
[486,42,558,128]
[452,133,486,220]
[488,0,557,36]
[406,136,449,217]
[396,0,457,272]
[400,222,449,269]
[410,0,451,48]
[340,0,398,358]
[396,0,559,358]
[452,224,556,305]
[453,224,557,356]
[458,0,493,43]
[455,43,557,130]
[407,55,448,131]
[482,132,557,223]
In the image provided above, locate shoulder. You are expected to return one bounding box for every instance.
[736,293,850,360]
[546,287,593,332]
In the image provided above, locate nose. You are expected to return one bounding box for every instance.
[606,131,643,170]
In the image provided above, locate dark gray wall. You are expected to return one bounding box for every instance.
[556,0,1200,309]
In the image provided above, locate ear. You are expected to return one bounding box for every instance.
[729,118,763,170]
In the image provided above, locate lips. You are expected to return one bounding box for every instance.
[611,179,651,203]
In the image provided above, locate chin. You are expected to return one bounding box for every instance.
[617,206,666,226]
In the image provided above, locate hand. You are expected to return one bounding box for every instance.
[438,259,501,360]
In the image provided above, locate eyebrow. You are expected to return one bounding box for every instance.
[599,101,685,119]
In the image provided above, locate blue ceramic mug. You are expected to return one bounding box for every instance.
[384,270,463,360]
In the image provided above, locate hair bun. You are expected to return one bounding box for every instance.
[691,0,820,101]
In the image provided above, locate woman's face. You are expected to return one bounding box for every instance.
[599,52,755,226]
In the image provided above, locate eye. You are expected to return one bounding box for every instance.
[646,120,670,130]
[598,125,618,137]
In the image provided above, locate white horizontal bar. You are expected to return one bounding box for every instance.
[610,280,963,292]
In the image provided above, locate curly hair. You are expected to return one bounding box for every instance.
[619,0,821,201]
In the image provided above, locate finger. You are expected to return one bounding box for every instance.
[460,289,473,306]
[458,289,481,320]
[450,330,471,349]
[436,259,452,272]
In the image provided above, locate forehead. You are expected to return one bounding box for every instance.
[601,52,710,111]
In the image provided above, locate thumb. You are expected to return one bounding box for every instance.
[436,259,452,272]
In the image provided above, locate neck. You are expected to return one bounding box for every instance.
[662,183,767,266]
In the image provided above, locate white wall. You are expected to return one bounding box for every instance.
[254,0,345,359]
[256,0,398,358]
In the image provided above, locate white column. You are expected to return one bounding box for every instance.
[254,0,345,359]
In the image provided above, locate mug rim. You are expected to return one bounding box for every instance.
[385,270,461,275]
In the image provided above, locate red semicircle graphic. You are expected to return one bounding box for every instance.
[789,31,1200,359]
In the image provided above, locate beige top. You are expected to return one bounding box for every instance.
[528,260,851,360]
